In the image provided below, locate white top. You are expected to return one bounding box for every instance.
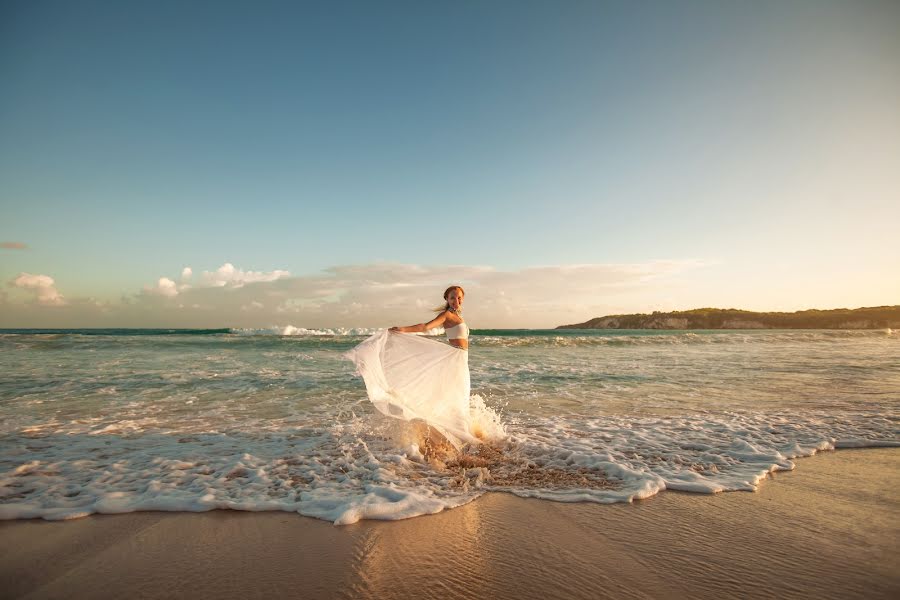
[444,322,470,340]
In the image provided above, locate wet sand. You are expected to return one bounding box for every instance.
[2,448,898,599]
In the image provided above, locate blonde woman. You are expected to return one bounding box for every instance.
[389,285,469,350]
[346,286,474,449]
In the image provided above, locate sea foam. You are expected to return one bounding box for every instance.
[1,328,897,524]
[2,405,896,523]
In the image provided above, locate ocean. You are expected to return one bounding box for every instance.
[1,328,897,524]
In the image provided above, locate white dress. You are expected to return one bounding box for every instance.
[345,328,475,448]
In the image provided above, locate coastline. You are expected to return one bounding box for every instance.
[2,448,898,599]
[554,305,900,330]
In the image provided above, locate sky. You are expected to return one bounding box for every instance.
[1,0,898,328]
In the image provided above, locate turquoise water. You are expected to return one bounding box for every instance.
[1,328,897,523]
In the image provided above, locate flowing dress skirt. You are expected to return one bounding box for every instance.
[345,330,474,448]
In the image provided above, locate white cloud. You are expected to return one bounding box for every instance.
[170,259,708,327]
[144,277,179,297]
[10,273,67,306]
[1,260,714,328]
[144,262,289,298]
[201,262,290,288]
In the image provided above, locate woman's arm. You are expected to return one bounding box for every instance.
[390,311,449,333]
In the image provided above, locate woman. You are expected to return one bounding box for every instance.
[345,286,474,449]
[389,285,469,350]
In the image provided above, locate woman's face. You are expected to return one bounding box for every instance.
[446,288,464,311]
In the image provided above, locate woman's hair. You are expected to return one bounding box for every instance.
[433,285,465,313]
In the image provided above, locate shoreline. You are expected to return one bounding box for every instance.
[2,448,898,599]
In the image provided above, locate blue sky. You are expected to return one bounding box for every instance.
[2,0,898,327]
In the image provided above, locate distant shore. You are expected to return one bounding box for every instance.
[2,448,897,600]
[558,305,900,330]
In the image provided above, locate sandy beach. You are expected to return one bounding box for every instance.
[1,447,897,599]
